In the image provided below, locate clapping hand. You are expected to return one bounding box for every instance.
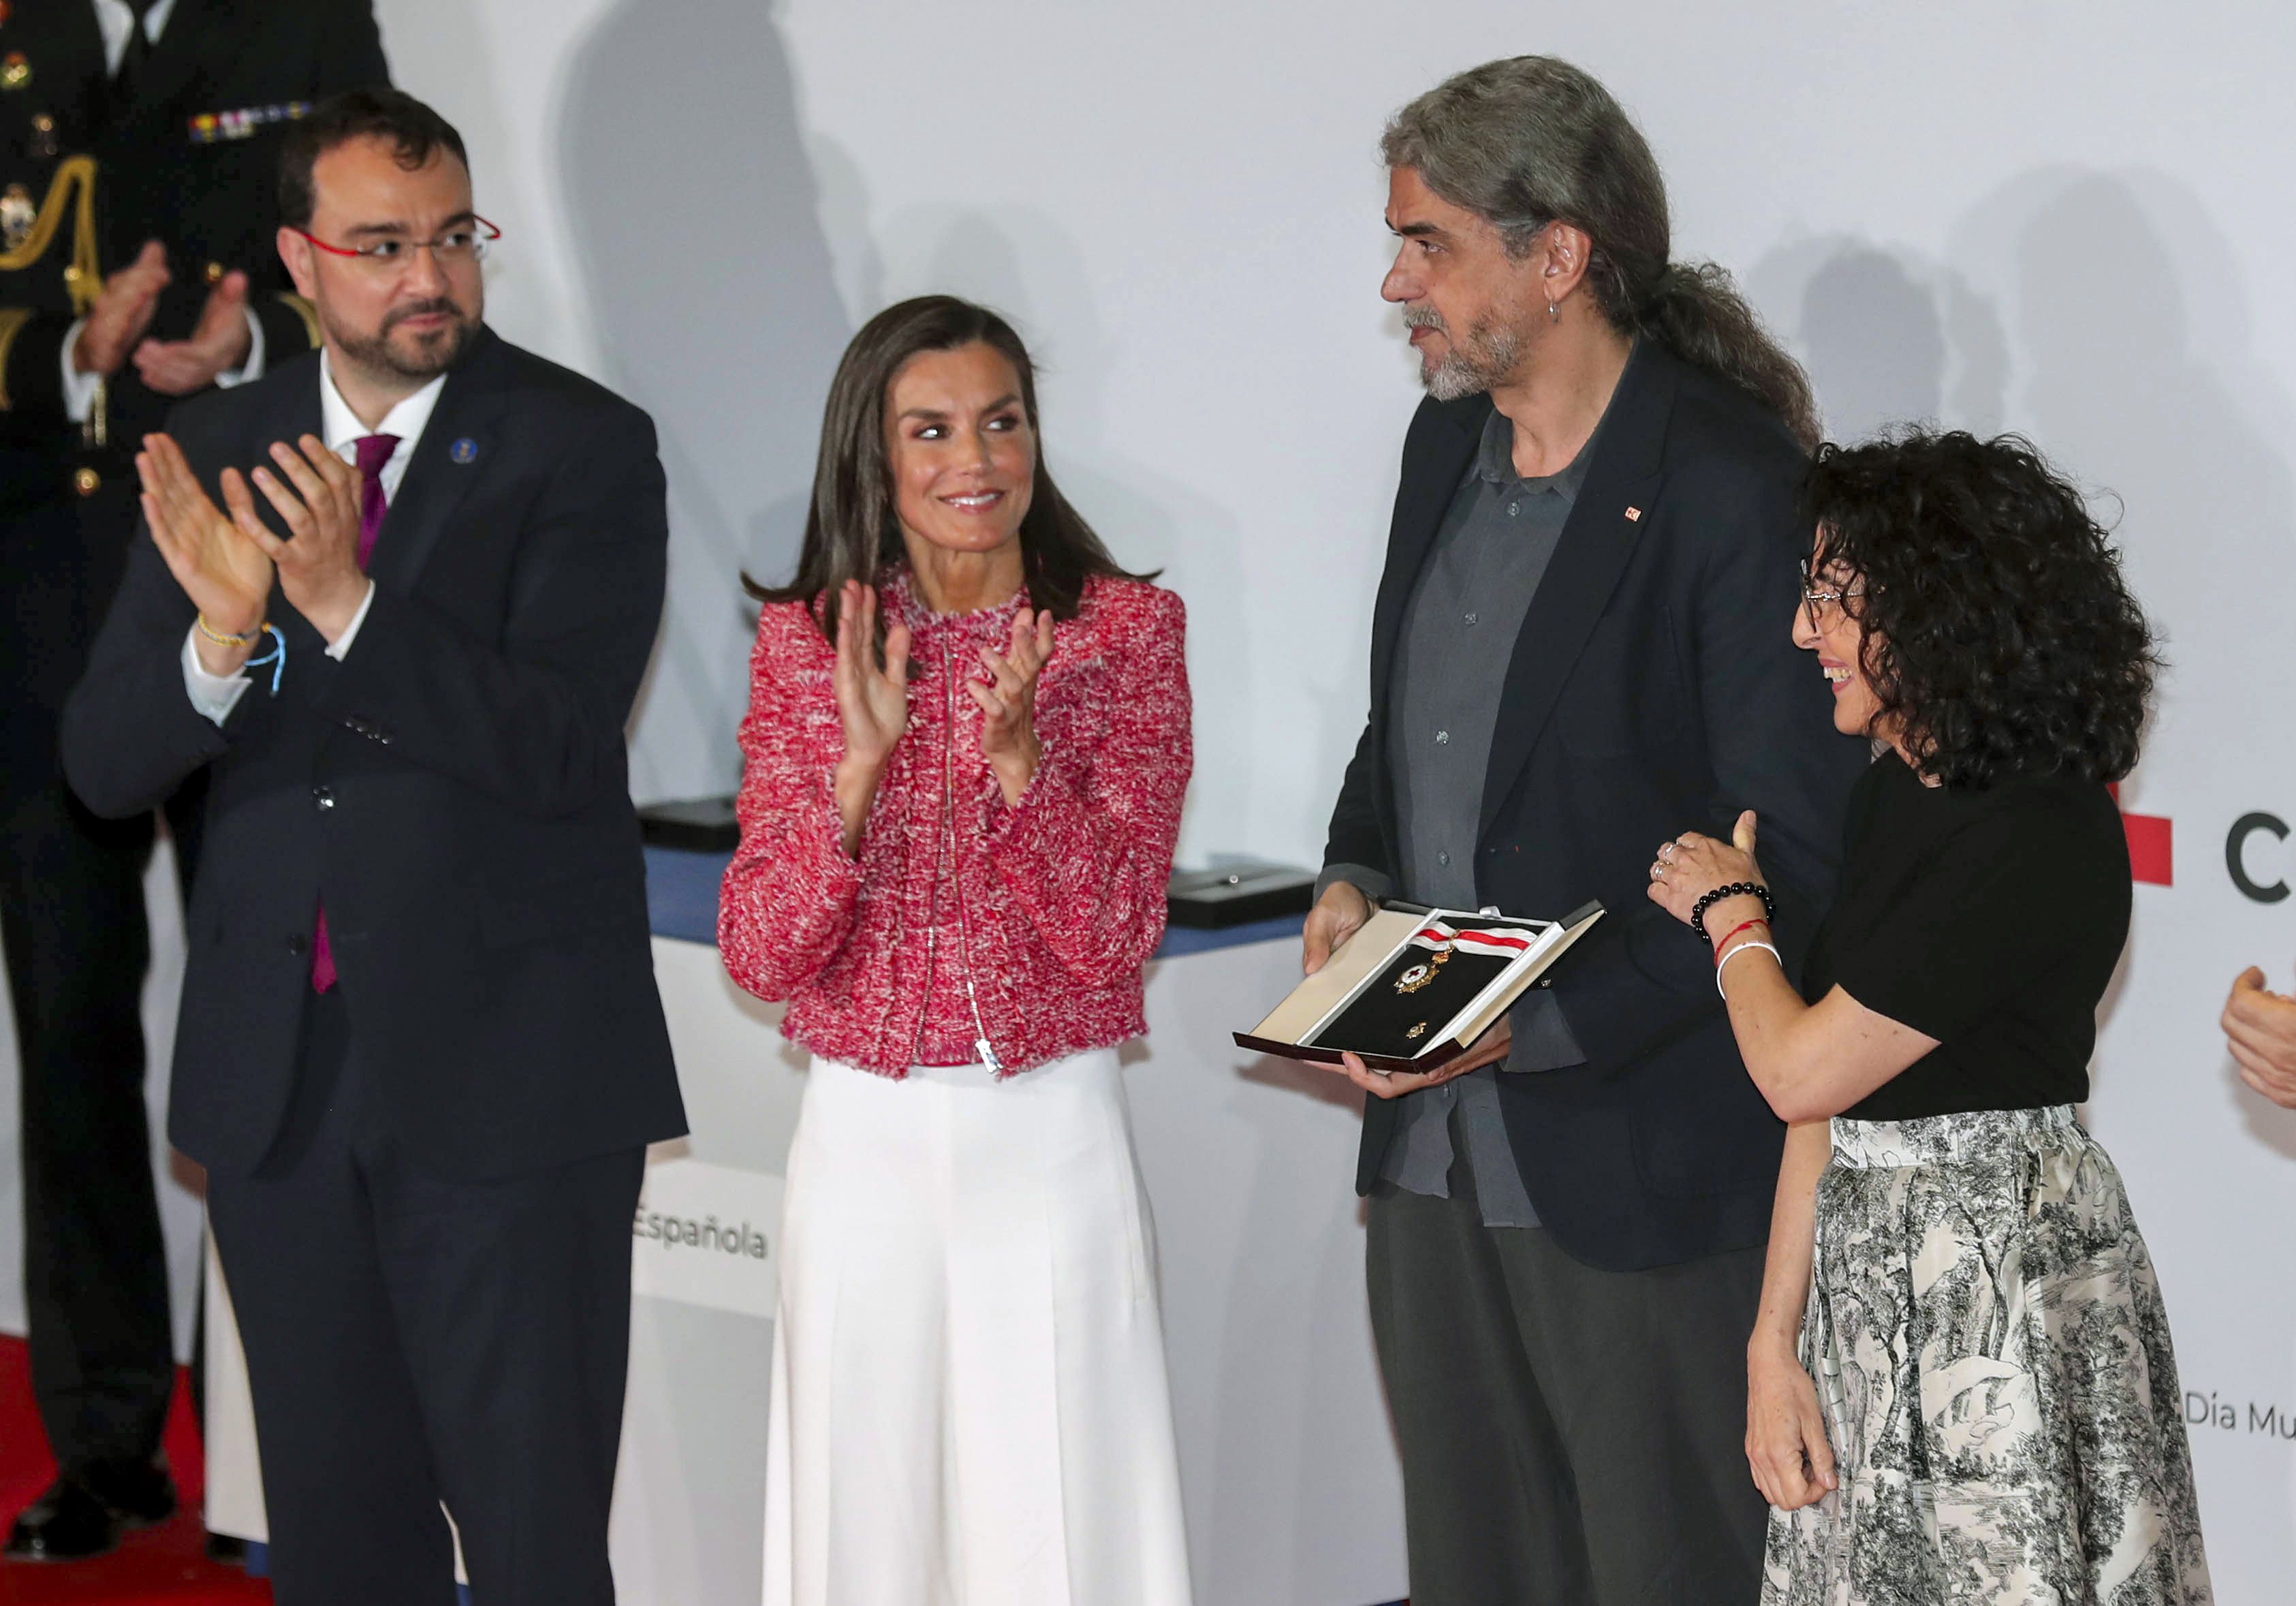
[74,242,171,381]
[832,580,912,768]
[972,606,1054,806]
[236,435,371,643]
[137,433,272,673]
[830,580,911,855]
[133,270,255,396]
[2224,967,2296,1109]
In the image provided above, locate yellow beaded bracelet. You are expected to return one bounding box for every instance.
[195,613,265,648]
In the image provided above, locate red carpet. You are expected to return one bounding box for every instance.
[0,1335,268,1605]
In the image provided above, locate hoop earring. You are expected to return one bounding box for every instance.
[1546,299,1561,324]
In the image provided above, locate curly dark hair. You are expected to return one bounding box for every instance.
[1803,429,2158,789]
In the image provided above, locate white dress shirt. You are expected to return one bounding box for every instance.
[182,352,449,724]
[63,0,264,423]
[92,0,180,72]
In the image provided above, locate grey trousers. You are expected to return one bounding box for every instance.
[1366,1161,1769,1606]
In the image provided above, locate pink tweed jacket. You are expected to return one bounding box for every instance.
[719,569,1192,1077]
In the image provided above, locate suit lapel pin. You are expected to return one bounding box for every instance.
[450,438,479,465]
[1623,505,1643,522]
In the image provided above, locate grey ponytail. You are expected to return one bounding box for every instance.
[1633,262,1818,450]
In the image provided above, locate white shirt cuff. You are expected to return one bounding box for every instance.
[328,581,377,659]
[179,582,369,724]
[60,318,101,425]
[181,626,253,725]
[215,307,265,390]
[61,306,267,419]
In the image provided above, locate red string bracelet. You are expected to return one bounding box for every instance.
[1712,916,1770,961]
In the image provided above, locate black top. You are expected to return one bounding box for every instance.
[1804,756,2130,1122]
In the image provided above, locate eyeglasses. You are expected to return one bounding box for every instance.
[1799,558,1866,631]
[290,216,501,270]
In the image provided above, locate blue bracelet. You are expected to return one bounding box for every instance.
[242,623,285,695]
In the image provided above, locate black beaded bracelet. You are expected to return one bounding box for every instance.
[1690,881,1775,943]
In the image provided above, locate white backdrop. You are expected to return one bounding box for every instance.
[4,1,2295,1600]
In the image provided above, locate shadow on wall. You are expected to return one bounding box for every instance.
[1964,170,2296,1122]
[557,0,853,803]
[1744,235,2007,444]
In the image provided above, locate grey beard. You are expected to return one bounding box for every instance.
[1421,315,1524,401]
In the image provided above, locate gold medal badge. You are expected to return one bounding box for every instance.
[1394,947,1449,994]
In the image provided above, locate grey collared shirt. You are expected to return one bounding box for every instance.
[1324,403,1594,1227]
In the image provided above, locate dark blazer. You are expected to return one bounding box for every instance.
[59,328,688,1180]
[1328,342,1866,1272]
[1,0,386,797]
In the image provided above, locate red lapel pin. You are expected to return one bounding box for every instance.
[1624,506,1643,522]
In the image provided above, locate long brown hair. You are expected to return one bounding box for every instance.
[1383,57,1820,450]
[746,296,1147,637]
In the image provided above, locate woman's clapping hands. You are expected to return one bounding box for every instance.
[831,580,912,773]
[973,606,1053,806]
[829,580,910,855]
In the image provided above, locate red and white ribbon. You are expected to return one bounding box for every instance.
[1405,922,1534,957]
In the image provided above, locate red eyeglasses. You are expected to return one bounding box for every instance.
[290,216,501,268]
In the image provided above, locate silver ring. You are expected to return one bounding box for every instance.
[1657,840,1679,863]
[1649,862,1667,881]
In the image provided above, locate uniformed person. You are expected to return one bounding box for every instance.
[0,0,387,1563]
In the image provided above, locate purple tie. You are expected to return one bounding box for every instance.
[311,432,401,993]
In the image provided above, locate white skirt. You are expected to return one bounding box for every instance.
[761,1049,1195,1606]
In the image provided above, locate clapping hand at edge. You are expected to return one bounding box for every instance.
[2224,966,2296,1109]
[971,605,1053,807]
[137,432,272,676]
[829,580,911,857]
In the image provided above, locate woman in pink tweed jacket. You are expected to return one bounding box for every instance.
[720,549,1189,1074]
[722,296,1195,1606]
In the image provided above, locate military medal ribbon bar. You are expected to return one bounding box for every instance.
[189,101,315,144]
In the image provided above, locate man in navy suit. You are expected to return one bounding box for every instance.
[61,89,685,1606]
[1304,58,1866,1605]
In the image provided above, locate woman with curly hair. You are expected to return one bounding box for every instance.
[1648,430,2211,1604]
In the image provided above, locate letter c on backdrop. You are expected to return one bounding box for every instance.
[2226,811,2291,903]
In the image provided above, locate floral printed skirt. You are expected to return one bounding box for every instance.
[1762,1105,2212,1605]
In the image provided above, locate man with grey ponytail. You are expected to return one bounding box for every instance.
[1301,57,1865,1605]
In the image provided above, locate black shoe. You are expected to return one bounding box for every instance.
[3,1458,178,1564]
[4,1479,124,1563]
[204,1530,249,1566]
[76,1458,178,1527]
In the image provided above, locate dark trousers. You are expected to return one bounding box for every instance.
[1366,1153,1769,1606]
[0,772,173,1477]
[205,986,645,1606]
